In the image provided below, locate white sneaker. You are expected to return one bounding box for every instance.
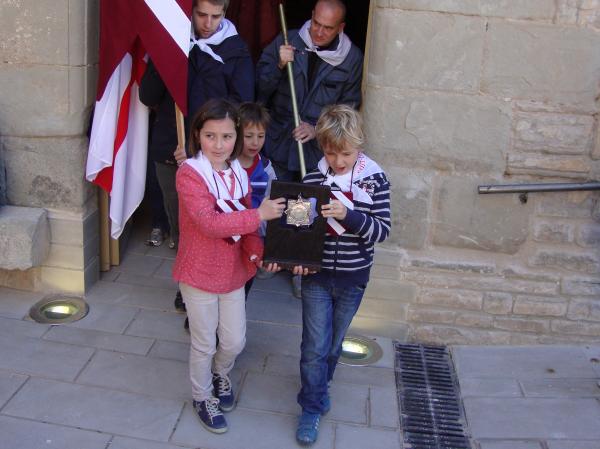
[146,228,163,247]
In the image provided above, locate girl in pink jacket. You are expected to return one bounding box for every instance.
[173,99,284,434]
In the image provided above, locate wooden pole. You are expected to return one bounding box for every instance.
[98,189,110,271]
[176,104,186,150]
[278,3,306,178]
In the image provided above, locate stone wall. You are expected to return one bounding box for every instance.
[357,0,600,344]
[0,0,99,294]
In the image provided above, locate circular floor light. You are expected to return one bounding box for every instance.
[339,334,383,366]
[29,296,89,324]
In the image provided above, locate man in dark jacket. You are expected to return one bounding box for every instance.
[256,0,363,182]
[139,0,254,312]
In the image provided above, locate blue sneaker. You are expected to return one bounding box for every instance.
[322,395,331,415]
[193,397,228,434]
[296,411,320,446]
[213,373,234,412]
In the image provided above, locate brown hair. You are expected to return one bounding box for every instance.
[238,102,270,131]
[194,0,229,11]
[188,98,242,161]
[316,104,364,152]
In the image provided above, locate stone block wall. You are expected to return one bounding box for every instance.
[0,0,99,294]
[359,0,600,344]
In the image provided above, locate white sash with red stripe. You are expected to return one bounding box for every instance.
[215,199,247,242]
[327,190,354,236]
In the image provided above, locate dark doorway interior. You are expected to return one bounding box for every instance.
[227,0,371,61]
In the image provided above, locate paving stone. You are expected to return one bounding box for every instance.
[246,287,302,326]
[0,415,111,449]
[245,320,301,357]
[43,326,154,355]
[370,386,400,428]
[0,287,44,320]
[334,424,401,449]
[109,436,194,449]
[85,279,177,311]
[546,441,600,449]
[478,441,542,449]
[452,346,598,379]
[251,270,295,294]
[520,378,600,397]
[233,348,267,374]
[582,345,600,376]
[3,377,182,441]
[171,403,335,449]
[0,316,49,339]
[264,353,300,378]
[148,340,190,362]
[464,398,600,439]
[112,252,164,277]
[0,372,27,409]
[153,258,174,279]
[65,302,139,334]
[0,333,94,381]
[125,309,190,343]
[143,240,177,259]
[239,372,369,424]
[459,378,522,397]
[334,364,396,388]
[115,272,178,290]
[77,350,191,400]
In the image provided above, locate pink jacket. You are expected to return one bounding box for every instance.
[173,164,263,293]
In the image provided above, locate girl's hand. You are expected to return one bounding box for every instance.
[258,197,286,221]
[291,265,316,276]
[321,199,347,220]
[257,260,282,272]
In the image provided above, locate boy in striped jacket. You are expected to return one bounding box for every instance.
[294,104,392,446]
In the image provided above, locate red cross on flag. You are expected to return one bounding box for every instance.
[86,0,192,238]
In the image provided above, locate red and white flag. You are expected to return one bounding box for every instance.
[86,0,192,238]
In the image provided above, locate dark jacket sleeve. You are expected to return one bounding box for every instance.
[227,51,256,103]
[338,49,363,109]
[256,33,286,104]
[139,59,167,107]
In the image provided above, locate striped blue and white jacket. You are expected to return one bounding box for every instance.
[303,166,391,288]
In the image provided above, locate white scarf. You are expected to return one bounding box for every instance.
[185,152,248,200]
[318,152,382,205]
[298,20,351,67]
[189,18,238,63]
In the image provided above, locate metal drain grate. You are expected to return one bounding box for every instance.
[395,343,471,449]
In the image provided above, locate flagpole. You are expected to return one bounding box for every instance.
[278,3,306,179]
[175,105,186,151]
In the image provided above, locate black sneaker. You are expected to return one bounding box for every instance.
[212,373,234,412]
[174,290,186,312]
[193,397,228,434]
[184,317,189,331]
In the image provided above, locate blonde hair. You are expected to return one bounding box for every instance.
[315,104,364,152]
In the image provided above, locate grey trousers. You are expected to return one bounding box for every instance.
[154,162,179,246]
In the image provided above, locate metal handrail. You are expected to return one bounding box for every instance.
[478,181,600,195]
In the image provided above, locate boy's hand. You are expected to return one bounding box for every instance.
[174,145,187,165]
[258,197,286,221]
[291,265,316,276]
[292,121,316,143]
[257,260,282,272]
[278,44,295,69]
[322,200,347,220]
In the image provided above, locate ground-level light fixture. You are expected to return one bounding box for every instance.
[339,334,383,366]
[29,296,89,324]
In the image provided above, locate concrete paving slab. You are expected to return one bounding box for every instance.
[115,272,178,290]
[246,288,302,326]
[264,353,300,378]
[85,279,177,312]
[370,386,400,429]
[100,269,121,281]
[84,279,137,304]
[251,271,294,295]
[112,252,164,277]
[0,316,49,339]
[245,320,301,357]
[0,334,94,381]
[43,325,154,355]
[546,440,600,449]
[234,348,267,373]
[520,378,600,397]
[3,377,183,441]
[0,287,44,320]
[153,258,175,279]
[478,441,542,449]
[459,378,523,397]
[125,309,190,343]
[144,241,177,259]
[77,350,191,400]
[171,402,335,449]
[452,346,598,379]
[67,302,139,334]
[334,424,401,449]
[582,345,600,376]
[110,436,194,449]
[0,371,27,409]
[464,398,600,439]
[149,340,190,362]
[0,415,111,449]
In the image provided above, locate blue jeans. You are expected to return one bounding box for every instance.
[297,278,366,414]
